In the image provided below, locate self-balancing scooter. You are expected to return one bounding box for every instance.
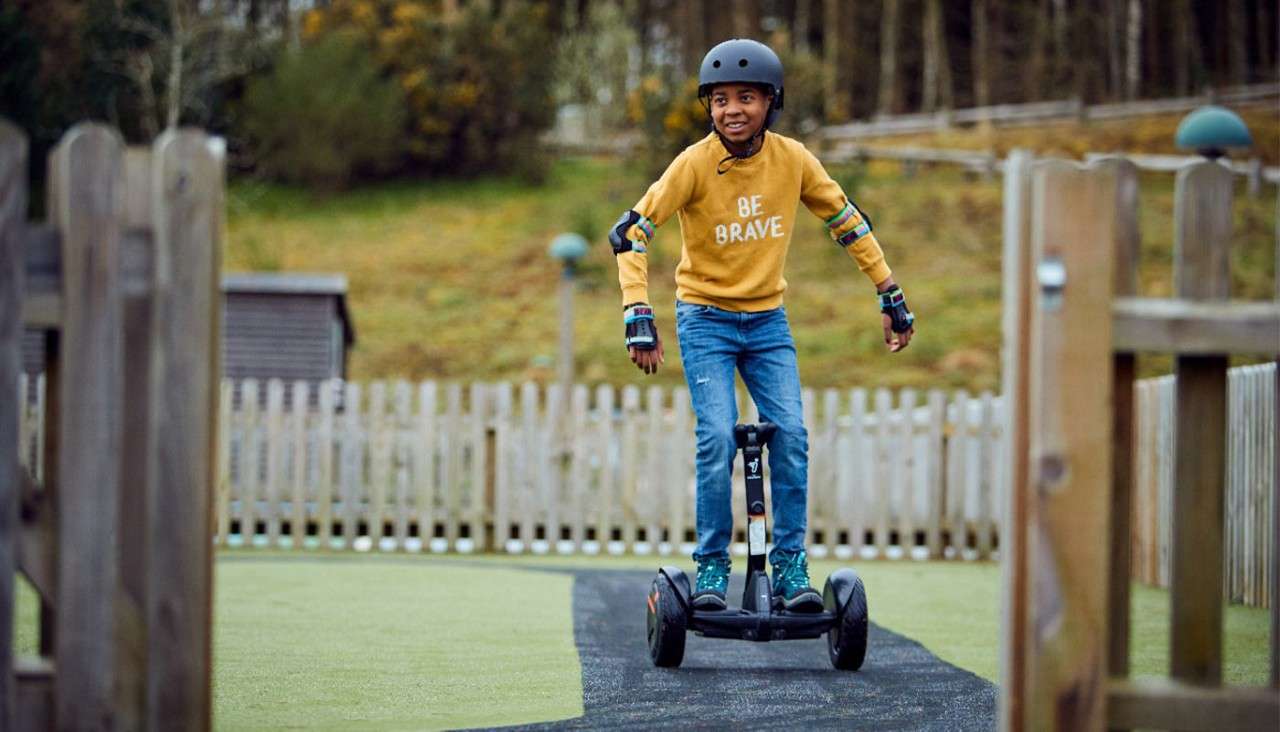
[646,422,869,670]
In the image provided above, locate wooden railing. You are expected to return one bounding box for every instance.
[820,82,1280,141]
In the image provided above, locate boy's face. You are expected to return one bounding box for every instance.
[708,83,772,145]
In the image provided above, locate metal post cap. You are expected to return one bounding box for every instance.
[1175,106,1253,157]
[548,232,589,262]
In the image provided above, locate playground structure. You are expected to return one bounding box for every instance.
[0,122,221,730]
[997,152,1279,729]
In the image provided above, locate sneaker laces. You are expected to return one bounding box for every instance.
[695,556,731,592]
[772,550,811,593]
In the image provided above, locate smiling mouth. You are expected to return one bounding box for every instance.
[724,122,749,134]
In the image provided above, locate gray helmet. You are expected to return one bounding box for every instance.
[697,39,784,125]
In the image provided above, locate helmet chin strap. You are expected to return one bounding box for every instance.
[712,119,769,175]
[700,93,773,175]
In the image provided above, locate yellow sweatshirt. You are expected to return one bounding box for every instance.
[617,131,892,311]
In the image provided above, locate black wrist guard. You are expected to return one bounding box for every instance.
[879,286,915,334]
[623,303,657,350]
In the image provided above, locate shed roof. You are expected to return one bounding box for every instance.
[222,272,355,345]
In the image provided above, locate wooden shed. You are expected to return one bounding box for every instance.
[221,272,356,386]
[21,272,356,395]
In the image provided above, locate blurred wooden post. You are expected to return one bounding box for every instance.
[1024,160,1117,730]
[1273,185,1279,689]
[1094,157,1141,695]
[53,123,127,730]
[998,148,1033,731]
[117,143,155,730]
[1169,161,1233,685]
[0,119,27,732]
[146,129,221,730]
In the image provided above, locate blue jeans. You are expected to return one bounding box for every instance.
[674,300,809,562]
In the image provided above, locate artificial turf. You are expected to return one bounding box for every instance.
[8,551,1275,730]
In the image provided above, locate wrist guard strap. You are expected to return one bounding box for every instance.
[878,286,915,334]
[623,303,657,350]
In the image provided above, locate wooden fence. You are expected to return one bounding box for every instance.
[1131,364,1277,609]
[820,82,1280,140]
[19,365,1274,606]
[3,121,220,730]
[197,380,1005,561]
[997,152,1279,730]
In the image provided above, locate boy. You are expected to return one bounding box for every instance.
[609,39,915,613]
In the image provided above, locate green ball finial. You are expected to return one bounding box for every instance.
[548,232,589,263]
[1175,106,1253,159]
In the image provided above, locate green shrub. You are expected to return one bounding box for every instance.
[304,0,557,179]
[241,34,405,189]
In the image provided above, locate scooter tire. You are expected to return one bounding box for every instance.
[824,570,868,671]
[646,575,687,667]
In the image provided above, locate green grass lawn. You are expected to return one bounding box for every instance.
[10,552,1274,730]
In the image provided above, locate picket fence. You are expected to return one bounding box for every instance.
[14,364,1276,605]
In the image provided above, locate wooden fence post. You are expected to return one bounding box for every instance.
[146,129,221,730]
[1093,157,1141,689]
[0,118,27,732]
[1169,160,1234,685]
[52,123,127,730]
[998,148,1034,731]
[117,143,155,729]
[1015,158,1119,730]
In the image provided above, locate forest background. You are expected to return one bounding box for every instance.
[2,0,1277,389]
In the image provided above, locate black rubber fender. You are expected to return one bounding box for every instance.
[658,565,692,614]
[824,568,869,671]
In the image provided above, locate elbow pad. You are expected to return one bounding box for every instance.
[609,209,654,254]
[827,200,873,248]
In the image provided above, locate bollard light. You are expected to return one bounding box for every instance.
[548,232,589,410]
[1174,105,1253,160]
[548,232,589,275]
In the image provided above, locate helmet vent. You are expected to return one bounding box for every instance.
[738,58,748,67]
[712,60,721,68]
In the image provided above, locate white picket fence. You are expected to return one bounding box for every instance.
[14,364,1276,605]
[1131,364,1277,608]
[209,380,1005,561]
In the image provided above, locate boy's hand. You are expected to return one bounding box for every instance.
[876,279,915,353]
[882,313,914,352]
[628,334,665,374]
[624,303,665,374]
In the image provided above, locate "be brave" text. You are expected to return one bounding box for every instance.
[716,195,783,244]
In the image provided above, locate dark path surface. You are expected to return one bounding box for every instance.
[486,569,996,731]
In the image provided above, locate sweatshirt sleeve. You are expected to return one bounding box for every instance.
[616,150,697,305]
[798,146,892,286]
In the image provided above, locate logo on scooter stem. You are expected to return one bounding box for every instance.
[748,457,759,476]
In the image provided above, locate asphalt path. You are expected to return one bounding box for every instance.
[485,568,997,731]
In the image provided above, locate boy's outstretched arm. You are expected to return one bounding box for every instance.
[799,147,916,353]
[610,152,695,374]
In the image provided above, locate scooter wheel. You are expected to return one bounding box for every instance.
[646,575,686,667]
[824,569,868,671]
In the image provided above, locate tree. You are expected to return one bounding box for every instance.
[922,0,953,112]
[971,0,992,107]
[877,0,901,116]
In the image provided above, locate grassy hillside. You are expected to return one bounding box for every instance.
[225,113,1277,392]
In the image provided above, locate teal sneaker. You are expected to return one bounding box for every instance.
[770,549,823,613]
[692,555,731,610]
